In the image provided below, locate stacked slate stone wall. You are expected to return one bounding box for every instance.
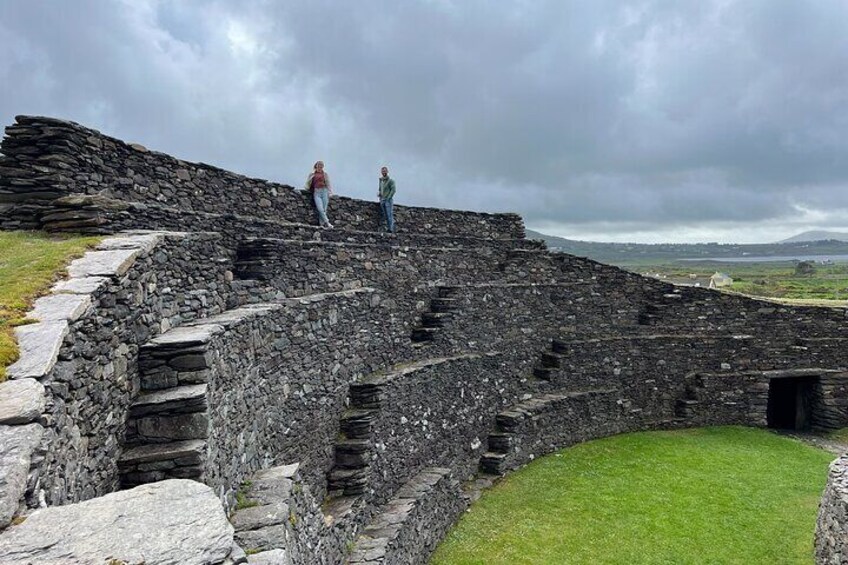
[811,373,848,430]
[8,232,236,508]
[682,371,772,427]
[349,355,514,508]
[480,391,632,475]
[105,205,544,251]
[817,455,848,563]
[684,369,848,430]
[637,283,848,336]
[427,280,848,428]
[347,468,465,565]
[234,239,568,297]
[0,115,524,239]
[194,289,418,502]
[5,114,848,563]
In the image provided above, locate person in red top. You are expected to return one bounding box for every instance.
[304,160,333,228]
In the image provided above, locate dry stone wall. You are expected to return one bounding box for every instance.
[3,231,236,511]
[817,455,848,563]
[187,288,415,504]
[337,354,513,508]
[3,115,848,564]
[479,391,630,474]
[0,115,524,239]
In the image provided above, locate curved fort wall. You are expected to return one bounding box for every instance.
[1,116,847,564]
[818,455,848,562]
[0,115,523,240]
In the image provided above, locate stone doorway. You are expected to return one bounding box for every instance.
[767,376,817,431]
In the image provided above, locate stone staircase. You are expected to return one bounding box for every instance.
[230,464,304,562]
[119,304,277,489]
[675,384,701,419]
[479,390,624,475]
[326,355,481,500]
[346,467,464,565]
[410,286,459,345]
[532,339,569,382]
[327,380,378,498]
[119,323,219,487]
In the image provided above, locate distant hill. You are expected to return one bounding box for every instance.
[779,230,848,243]
[525,229,578,249]
[525,229,848,266]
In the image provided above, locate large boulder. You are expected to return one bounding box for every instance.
[0,479,244,565]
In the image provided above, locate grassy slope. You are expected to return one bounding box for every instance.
[432,427,834,565]
[0,231,100,381]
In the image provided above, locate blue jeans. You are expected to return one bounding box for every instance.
[380,198,395,232]
[313,188,330,226]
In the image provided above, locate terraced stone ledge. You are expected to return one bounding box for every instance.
[480,390,629,475]
[327,354,483,499]
[347,468,464,565]
[120,303,280,489]
[0,231,177,527]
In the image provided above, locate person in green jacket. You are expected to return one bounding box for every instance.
[378,166,397,233]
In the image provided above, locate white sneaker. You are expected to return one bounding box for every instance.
[326,222,334,229]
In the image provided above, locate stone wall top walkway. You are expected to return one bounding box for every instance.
[0,115,524,239]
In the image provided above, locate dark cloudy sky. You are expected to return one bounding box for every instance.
[2,1,847,243]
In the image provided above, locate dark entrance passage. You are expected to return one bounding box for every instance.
[767,376,817,430]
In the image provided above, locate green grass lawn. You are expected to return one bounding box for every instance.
[0,230,100,381]
[432,427,834,565]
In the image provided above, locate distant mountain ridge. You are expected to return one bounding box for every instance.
[779,230,848,243]
[525,229,848,265]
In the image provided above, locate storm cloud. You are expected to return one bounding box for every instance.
[1,0,847,242]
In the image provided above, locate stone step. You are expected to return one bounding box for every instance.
[638,314,660,325]
[129,384,208,418]
[333,439,372,469]
[137,325,219,390]
[551,339,571,354]
[674,398,700,418]
[125,411,209,446]
[119,439,206,467]
[541,352,565,368]
[421,312,452,328]
[479,452,507,475]
[230,464,302,555]
[340,409,376,439]
[430,298,459,313]
[487,432,513,453]
[118,440,206,487]
[495,410,528,433]
[349,383,383,409]
[327,467,369,496]
[411,327,439,342]
[533,366,554,381]
[437,286,459,298]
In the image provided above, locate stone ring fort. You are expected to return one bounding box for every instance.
[0,115,847,564]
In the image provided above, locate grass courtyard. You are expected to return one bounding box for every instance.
[432,427,834,565]
[0,230,100,381]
